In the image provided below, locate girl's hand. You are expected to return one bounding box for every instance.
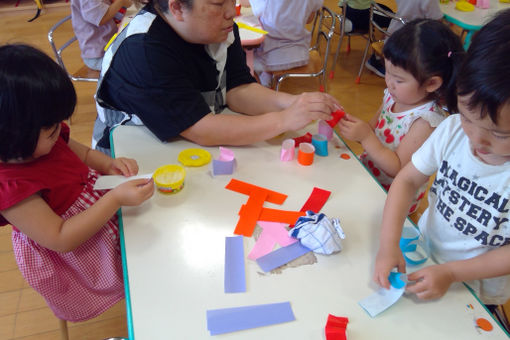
[107,157,139,176]
[405,264,455,300]
[374,246,407,289]
[112,178,155,206]
[337,113,374,143]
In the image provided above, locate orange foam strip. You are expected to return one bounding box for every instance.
[233,191,268,237]
[225,179,287,204]
[257,207,306,224]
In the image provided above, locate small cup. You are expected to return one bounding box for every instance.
[153,164,186,194]
[298,143,315,166]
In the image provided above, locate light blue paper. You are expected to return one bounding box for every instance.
[358,273,407,317]
[224,236,246,293]
[206,302,295,335]
[400,226,428,266]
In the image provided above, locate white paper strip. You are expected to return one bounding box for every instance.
[93,173,153,190]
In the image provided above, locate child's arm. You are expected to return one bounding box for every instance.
[99,0,133,26]
[339,109,435,177]
[406,245,510,300]
[1,178,154,252]
[68,139,137,176]
[374,162,430,289]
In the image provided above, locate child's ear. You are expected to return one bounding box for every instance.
[425,76,443,94]
[168,0,185,21]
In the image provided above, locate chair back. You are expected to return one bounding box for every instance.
[273,6,337,92]
[48,15,99,83]
[369,2,406,44]
[355,1,406,83]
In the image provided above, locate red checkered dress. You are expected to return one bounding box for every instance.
[12,169,124,321]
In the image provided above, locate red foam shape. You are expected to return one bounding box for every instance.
[293,132,313,146]
[326,110,345,127]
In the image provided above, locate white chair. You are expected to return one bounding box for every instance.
[48,15,100,83]
[355,1,405,84]
[271,6,337,92]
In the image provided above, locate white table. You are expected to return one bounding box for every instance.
[440,0,510,49]
[111,123,508,339]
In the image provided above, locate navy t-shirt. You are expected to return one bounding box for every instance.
[97,6,255,142]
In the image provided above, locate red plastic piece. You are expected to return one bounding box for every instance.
[293,132,313,146]
[326,109,345,128]
[325,314,349,340]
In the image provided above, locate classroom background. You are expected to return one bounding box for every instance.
[0,0,508,338]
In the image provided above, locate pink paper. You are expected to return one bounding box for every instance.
[247,221,297,260]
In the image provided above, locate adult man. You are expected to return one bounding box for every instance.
[93,0,339,153]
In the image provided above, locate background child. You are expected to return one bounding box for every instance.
[338,0,393,77]
[0,44,154,321]
[71,0,133,71]
[246,0,323,87]
[387,0,443,35]
[374,9,510,308]
[338,19,464,215]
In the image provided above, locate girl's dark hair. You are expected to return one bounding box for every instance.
[383,19,464,113]
[456,9,510,123]
[0,44,76,162]
[135,0,193,13]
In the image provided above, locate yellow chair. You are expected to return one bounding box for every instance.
[48,15,100,83]
[271,6,337,92]
[355,1,405,84]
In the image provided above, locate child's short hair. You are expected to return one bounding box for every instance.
[0,44,76,162]
[456,9,510,123]
[383,19,464,112]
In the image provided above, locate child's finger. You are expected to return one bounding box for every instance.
[122,159,139,176]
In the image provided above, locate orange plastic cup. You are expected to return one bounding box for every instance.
[298,143,315,166]
[235,4,241,16]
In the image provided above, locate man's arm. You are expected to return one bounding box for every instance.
[181,89,339,146]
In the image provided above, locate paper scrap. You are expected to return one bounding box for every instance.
[93,173,153,190]
[206,302,295,335]
[224,236,246,293]
[256,241,311,272]
[247,222,297,260]
[358,272,406,317]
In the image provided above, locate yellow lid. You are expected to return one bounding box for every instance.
[178,148,212,167]
[455,1,475,11]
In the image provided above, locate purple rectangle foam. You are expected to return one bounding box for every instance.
[206,301,295,335]
[224,235,246,293]
[256,241,311,272]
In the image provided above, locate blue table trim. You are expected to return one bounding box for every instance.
[110,126,134,340]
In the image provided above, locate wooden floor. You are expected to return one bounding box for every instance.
[3,0,502,339]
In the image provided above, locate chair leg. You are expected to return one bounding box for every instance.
[329,30,344,79]
[346,36,351,54]
[355,40,371,84]
[59,319,69,340]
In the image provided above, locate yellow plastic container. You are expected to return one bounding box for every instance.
[455,1,475,11]
[153,165,186,194]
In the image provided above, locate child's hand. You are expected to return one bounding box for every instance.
[337,113,373,143]
[405,264,455,300]
[374,246,407,289]
[107,157,139,176]
[112,178,155,206]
